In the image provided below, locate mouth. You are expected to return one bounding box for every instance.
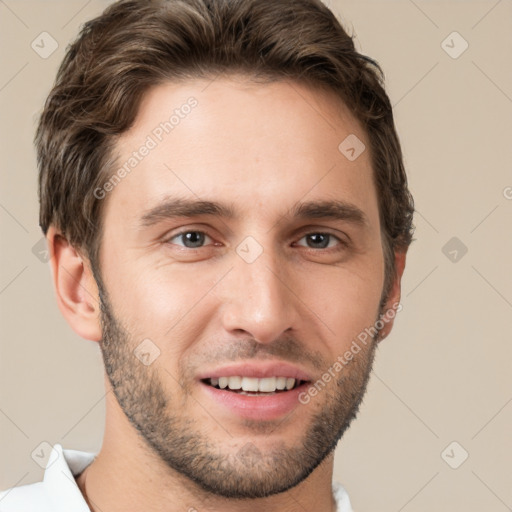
[201,376,309,396]
[197,362,313,420]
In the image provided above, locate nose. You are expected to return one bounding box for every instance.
[218,245,299,344]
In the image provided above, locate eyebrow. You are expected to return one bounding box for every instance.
[139,197,236,227]
[139,196,369,229]
[290,199,369,227]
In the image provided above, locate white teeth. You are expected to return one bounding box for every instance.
[258,377,276,392]
[208,376,299,392]
[285,378,295,390]
[228,376,242,390]
[276,377,287,390]
[241,377,259,392]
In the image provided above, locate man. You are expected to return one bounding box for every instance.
[0,0,414,510]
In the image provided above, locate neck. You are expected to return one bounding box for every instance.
[75,389,338,512]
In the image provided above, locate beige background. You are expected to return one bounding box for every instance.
[1,1,511,510]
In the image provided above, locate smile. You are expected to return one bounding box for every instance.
[202,376,307,394]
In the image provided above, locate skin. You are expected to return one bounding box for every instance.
[47,76,407,512]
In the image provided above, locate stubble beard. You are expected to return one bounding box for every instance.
[97,282,380,499]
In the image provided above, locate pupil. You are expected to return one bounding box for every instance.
[308,233,329,248]
[184,232,204,248]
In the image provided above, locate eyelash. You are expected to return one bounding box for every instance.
[165,229,348,252]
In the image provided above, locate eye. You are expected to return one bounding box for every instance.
[295,232,345,250]
[168,230,214,249]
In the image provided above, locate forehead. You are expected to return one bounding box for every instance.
[104,76,379,230]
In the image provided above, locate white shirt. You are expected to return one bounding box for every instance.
[0,444,354,511]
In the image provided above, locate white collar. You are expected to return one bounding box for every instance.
[43,443,95,511]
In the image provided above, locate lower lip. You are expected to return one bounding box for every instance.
[199,381,310,421]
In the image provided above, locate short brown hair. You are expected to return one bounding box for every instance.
[36,0,414,303]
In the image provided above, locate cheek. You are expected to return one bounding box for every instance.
[106,259,221,344]
[298,260,384,343]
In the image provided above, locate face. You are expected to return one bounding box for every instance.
[94,76,392,498]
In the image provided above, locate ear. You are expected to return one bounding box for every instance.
[377,249,407,342]
[47,226,102,342]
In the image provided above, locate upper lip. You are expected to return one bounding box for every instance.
[197,361,313,382]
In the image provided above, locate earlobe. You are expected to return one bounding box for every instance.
[47,226,102,342]
[378,249,407,342]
